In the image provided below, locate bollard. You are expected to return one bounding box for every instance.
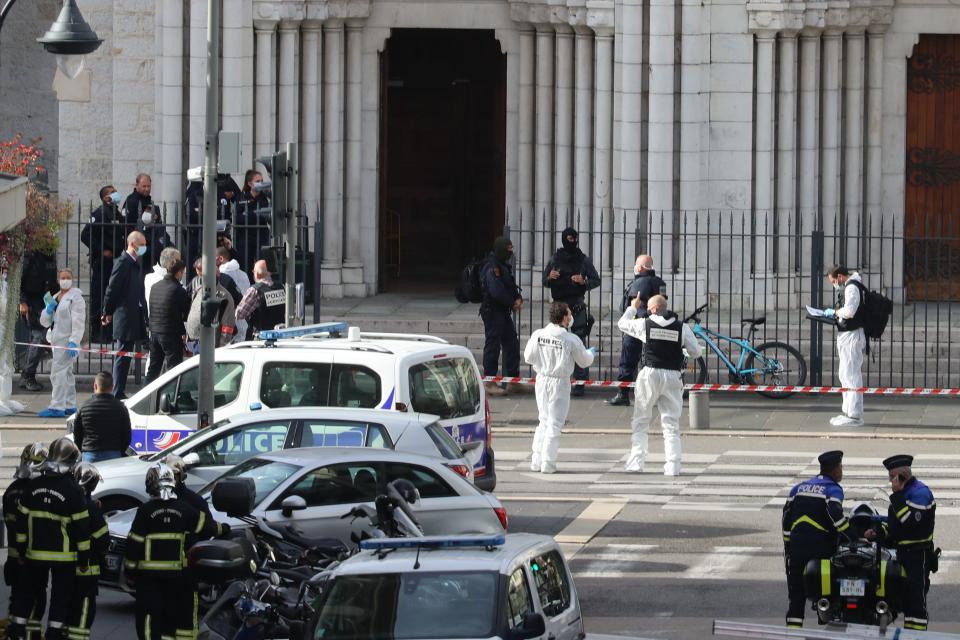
[689,390,710,430]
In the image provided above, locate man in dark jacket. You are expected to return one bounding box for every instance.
[122,173,153,230]
[609,255,667,406]
[73,372,132,463]
[17,250,58,392]
[542,227,600,396]
[102,231,149,398]
[480,237,526,397]
[147,248,191,383]
[81,186,126,343]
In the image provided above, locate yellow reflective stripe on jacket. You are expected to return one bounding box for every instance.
[195,512,206,534]
[820,559,831,596]
[28,510,73,523]
[836,520,850,532]
[135,560,185,570]
[71,510,89,521]
[129,532,145,542]
[76,540,90,551]
[791,515,828,532]
[75,565,100,576]
[26,549,77,562]
[896,506,910,518]
[899,534,935,546]
[877,560,887,597]
[91,525,109,539]
[8,547,19,559]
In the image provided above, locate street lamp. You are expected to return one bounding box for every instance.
[0,0,102,79]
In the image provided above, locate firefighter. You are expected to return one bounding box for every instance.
[876,454,937,631]
[124,463,215,640]
[67,464,109,640]
[164,453,231,541]
[3,443,48,640]
[781,450,849,628]
[10,438,89,640]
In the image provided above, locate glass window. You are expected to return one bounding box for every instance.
[200,458,299,507]
[384,463,456,499]
[314,572,497,640]
[329,364,381,408]
[300,420,390,449]
[408,358,480,419]
[424,422,464,461]
[530,551,572,618]
[189,421,291,467]
[507,568,535,630]
[272,462,380,509]
[157,363,244,415]
[260,362,331,408]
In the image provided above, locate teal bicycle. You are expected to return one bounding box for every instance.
[682,303,808,399]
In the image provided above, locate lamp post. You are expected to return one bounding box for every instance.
[0,0,102,77]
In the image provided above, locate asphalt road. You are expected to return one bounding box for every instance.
[3,430,960,640]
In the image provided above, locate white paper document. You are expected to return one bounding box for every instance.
[805,305,825,317]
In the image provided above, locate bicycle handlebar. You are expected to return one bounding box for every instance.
[683,303,709,324]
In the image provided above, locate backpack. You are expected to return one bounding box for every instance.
[455,259,486,304]
[850,281,893,340]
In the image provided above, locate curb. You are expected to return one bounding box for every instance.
[492,425,960,440]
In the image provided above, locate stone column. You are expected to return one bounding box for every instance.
[277,25,300,146]
[534,27,555,264]
[300,24,322,220]
[820,29,842,245]
[754,31,776,272]
[776,32,798,272]
[518,27,535,266]
[157,0,183,203]
[866,28,885,274]
[343,21,364,294]
[254,22,277,157]
[844,29,866,264]
[647,0,675,269]
[573,28,593,232]
[188,0,208,169]
[798,31,820,233]
[503,30,520,228]
[360,29,390,294]
[222,0,253,176]
[592,28,614,272]
[554,27,574,231]
[322,21,345,295]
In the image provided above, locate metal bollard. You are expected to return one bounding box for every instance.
[689,390,710,430]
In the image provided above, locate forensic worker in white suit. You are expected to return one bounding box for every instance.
[523,302,596,474]
[38,268,86,418]
[617,294,701,475]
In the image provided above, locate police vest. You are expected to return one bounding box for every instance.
[782,475,848,556]
[17,473,91,565]
[124,498,207,576]
[836,282,868,332]
[642,315,685,370]
[887,477,936,548]
[251,280,286,331]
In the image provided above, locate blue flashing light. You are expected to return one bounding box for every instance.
[359,534,506,551]
[259,322,349,342]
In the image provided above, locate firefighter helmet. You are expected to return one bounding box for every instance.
[73,462,102,495]
[15,442,48,479]
[46,437,80,474]
[145,463,177,499]
[164,454,186,483]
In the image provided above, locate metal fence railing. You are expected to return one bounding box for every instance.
[507,209,960,389]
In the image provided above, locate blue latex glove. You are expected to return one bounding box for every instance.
[587,346,599,356]
[44,301,58,315]
[67,342,79,359]
[42,291,55,306]
[823,308,836,318]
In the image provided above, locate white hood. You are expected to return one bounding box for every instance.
[219,259,241,274]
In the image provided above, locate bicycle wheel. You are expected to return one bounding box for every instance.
[743,341,807,399]
[682,356,708,387]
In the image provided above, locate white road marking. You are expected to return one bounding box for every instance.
[554,498,629,557]
[682,546,763,580]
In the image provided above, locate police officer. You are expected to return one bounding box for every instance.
[236,259,285,337]
[878,454,936,631]
[67,464,109,640]
[10,438,90,640]
[3,443,48,640]
[609,255,667,406]
[164,454,231,541]
[480,236,526,397]
[780,450,849,628]
[125,463,215,640]
[617,295,700,475]
[542,228,600,396]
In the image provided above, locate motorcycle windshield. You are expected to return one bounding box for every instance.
[314,571,497,639]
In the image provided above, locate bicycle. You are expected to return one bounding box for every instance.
[682,303,808,399]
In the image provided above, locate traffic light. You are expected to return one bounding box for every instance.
[256,150,291,240]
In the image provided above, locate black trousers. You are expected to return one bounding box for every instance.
[135,576,197,640]
[568,303,593,381]
[785,550,812,627]
[480,308,520,377]
[5,558,47,640]
[67,574,98,640]
[617,335,644,383]
[111,340,137,397]
[10,563,73,640]
[89,266,113,343]
[899,546,932,630]
[146,333,184,384]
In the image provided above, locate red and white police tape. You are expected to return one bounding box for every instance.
[14,341,149,360]
[480,375,960,397]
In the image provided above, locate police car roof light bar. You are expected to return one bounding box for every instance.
[359,534,506,552]
[259,322,350,344]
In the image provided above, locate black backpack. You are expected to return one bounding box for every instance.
[455,259,486,304]
[850,281,893,340]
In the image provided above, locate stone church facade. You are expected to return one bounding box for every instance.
[29,0,960,299]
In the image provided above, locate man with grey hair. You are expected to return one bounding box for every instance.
[146,247,190,383]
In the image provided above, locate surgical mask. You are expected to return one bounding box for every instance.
[833,282,841,291]
[59,279,72,290]
[110,192,122,205]
[136,244,147,257]
[142,211,154,225]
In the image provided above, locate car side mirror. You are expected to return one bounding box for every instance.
[182,452,201,468]
[281,495,307,517]
[512,612,546,640]
[460,440,484,468]
[211,477,256,518]
[159,394,174,415]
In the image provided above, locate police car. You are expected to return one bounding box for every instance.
[68,322,496,490]
[310,533,585,640]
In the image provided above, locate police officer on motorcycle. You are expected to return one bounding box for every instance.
[67,464,109,640]
[877,454,937,631]
[781,450,849,628]
[124,463,216,640]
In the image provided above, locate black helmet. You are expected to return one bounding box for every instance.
[145,463,177,499]
[16,442,48,479]
[389,478,420,505]
[73,463,102,495]
[164,454,186,483]
[46,437,80,474]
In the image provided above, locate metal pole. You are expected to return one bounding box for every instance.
[285,142,298,327]
[810,229,825,385]
[197,0,220,429]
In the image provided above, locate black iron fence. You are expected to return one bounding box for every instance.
[508,209,960,389]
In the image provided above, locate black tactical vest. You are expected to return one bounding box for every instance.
[642,315,685,371]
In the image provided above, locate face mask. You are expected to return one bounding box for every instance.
[833,282,841,291]
[136,244,147,257]
[110,192,122,205]
[142,211,154,225]
[59,279,72,290]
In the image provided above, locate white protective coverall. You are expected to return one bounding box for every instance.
[618,307,702,475]
[143,262,166,314]
[835,272,866,421]
[523,323,594,473]
[40,286,86,411]
[220,259,251,342]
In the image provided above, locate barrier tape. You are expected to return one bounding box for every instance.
[480,375,960,397]
[14,341,149,360]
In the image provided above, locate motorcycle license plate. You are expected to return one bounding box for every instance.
[105,554,121,572]
[839,579,865,597]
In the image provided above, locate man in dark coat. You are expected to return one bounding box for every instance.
[17,250,58,392]
[81,185,125,343]
[146,248,191,383]
[122,173,153,230]
[73,372,132,463]
[102,231,149,398]
[480,237,527,397]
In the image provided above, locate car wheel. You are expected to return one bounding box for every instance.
[99,496,142,518]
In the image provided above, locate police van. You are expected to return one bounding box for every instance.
[70,323,496,490]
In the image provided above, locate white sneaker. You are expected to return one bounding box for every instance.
[540,463,557,474]
[829,415,849,426]
[833,416,864,428]
[624,462,644,473]
[664,465,682,477]
[530,456,541,471]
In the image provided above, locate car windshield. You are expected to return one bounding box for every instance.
[198,457,299,507]
[407,358,480,420]
[314,571,497,640]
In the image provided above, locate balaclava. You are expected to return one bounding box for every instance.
[493,236,513,263]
